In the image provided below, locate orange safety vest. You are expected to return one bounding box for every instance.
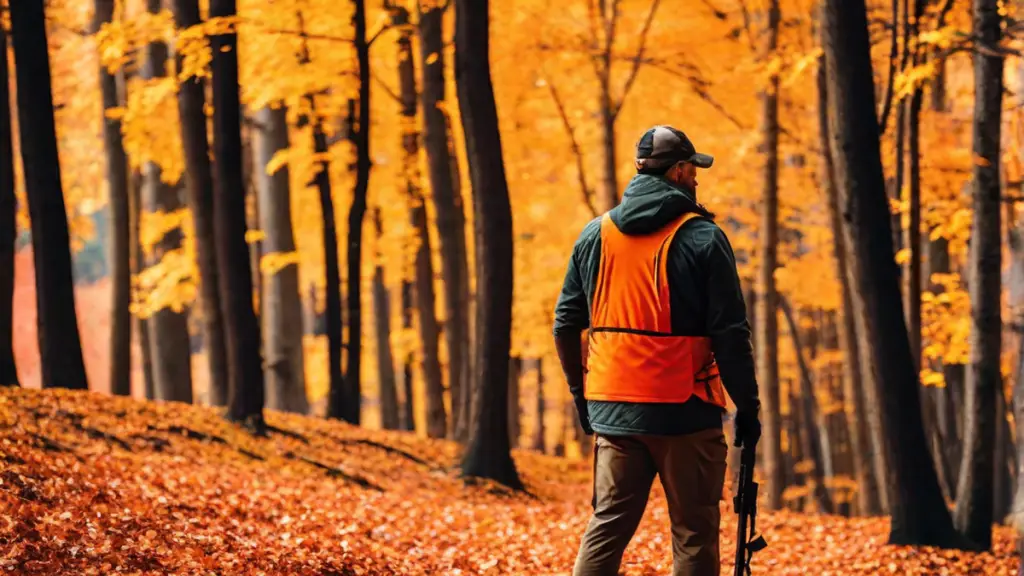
[584,211,728,408]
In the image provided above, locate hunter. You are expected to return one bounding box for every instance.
[553,125,763,576]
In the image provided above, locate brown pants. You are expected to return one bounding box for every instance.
[572,428,728,576]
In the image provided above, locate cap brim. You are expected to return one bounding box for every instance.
[690,153,714,168]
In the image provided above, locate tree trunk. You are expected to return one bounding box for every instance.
[953,0,1003,551]
[532,357,545,452]
[94,0,131,396]
[812,310,836,482]
[130,170,155,398]
[9,0,89,390]
[418,3,472,442]
[930,237,964,489]
[755,0,784,511]
[819,52,888,517]
[371,208,400,430]
[927,30,963,495]
[821,0,967,548]
[210,0,265,427]
[508,355,521,448]
[400,279,415,432]
[0,21,19,387]
[454,0,523,489]
[141,0,193,403]
[336,0,372,425]
[396,22,446,438]
[904,87,923,370]
[1013,225,1024,563]
[598,78,618,213]
[311,110,344,421]
[779,297,833,513]
[171,0,229,406]
[253,105,309,414]
[905,2,946,500]
[994,385,1012,523]
[244,140,261,326]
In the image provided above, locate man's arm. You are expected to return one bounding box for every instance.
[704,226,760,416]
[553,246,593,434]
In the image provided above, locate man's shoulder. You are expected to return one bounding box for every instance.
[572,215,604,250]
[677,214,726,251]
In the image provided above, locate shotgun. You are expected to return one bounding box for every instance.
[733,439,767,576]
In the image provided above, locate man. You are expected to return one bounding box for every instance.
[553,125,762,576]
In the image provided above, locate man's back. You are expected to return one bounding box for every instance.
[554,173,759,437]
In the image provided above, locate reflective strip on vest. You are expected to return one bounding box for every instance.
[584,211,728,407]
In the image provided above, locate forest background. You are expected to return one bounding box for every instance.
[3,0,1024,561]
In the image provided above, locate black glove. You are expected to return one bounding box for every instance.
[734,409,761,448]
[574,397,594,435]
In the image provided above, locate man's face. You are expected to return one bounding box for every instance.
[669,162,699,192]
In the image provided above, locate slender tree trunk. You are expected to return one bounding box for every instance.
[1012,227,1024,566]
[451,123,475,441]
[821,0,967,547]
[94,0,131,396]
[289,12,344,420]
[953,0,1003,550]
[253,106,309,414]
[508,355,521,448]
[371,208,400,430]
[400,279,415,432]
[412,206,445,436]
[418,3,472,442]
[395,22,446,438]
[141,0,193,403]
[905,3,942,499]
[755,0,784,511]
[129,170,155,398]
[532,357,545,452]
[905,89,923,370]
[598,78,618,213]
[0,21,19,387]
[812,310,836,482]
[889,0,910,260]
[335,0,372,425]
[210,0,265,427]
[927,35,963,494]
[786,381,804,510]
[930,238,964,484]
[455,0,523,489]
[245,145,261,325]
[171,0,229,406]
[9,0,89,390]
[779,297,833,513]
[311,111,344,421]
[994,385,1012,523]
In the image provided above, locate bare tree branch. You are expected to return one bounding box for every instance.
[612,0,662,119]
[644,61,746,130]
[736,0,757,50]
[372,71,401,105]
[586,0,603,76]
[542,74,598,217]
[877,0,900,133]
[698,0,728,20]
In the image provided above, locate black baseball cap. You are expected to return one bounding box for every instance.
[634,125,714,172]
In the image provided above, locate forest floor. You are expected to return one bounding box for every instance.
[0,388,1017,575]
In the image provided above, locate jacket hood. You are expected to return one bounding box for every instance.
[608,174,714,235]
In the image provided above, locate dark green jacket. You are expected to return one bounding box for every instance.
[553,174,759,436]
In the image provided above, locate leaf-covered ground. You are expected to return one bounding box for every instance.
[0,388,1017,575]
